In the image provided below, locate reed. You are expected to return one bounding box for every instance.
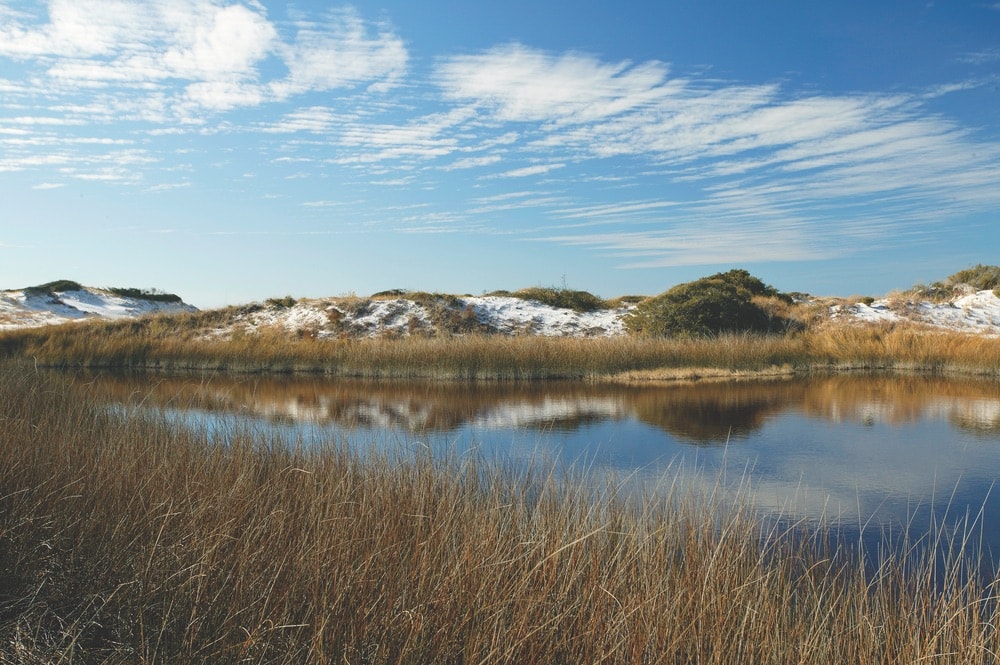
[4,315,999,380]
[1,360,998,663]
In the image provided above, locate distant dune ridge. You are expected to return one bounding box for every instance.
[0,280,197,330]
[3,275,1000,336]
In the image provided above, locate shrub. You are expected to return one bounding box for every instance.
[371,288,409,299]
[913,265,1000,300]
[509,287,608,312]
[23,279,84,297]
[265,296,298,309]
[942,264,1000,292]
[108,286,183,303]
[624,269,793,337]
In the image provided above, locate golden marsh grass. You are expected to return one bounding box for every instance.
[2,315,1000,379]
[1,360,999,662]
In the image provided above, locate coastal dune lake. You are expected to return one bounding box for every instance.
[81,371,1000,559]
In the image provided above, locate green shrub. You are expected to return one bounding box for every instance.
[265,295,298,309]
[912,265,1000,301]
[942,265,1000,291]
[107,287,183,303]
[509,287,608,312]
[371,288,409,299]
[23,279,84,297]
[624,269,793,337]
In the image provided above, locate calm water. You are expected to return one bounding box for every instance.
[80,371,1000,558]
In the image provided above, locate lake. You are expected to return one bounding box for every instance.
[78,370,1000,560]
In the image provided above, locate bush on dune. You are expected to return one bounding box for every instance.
[504,287,609,312]
[624,269,796,338]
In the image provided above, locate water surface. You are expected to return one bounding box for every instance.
[79,371,1000,559]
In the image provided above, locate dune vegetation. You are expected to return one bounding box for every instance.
[1,359,998,663]
[4,267,1000,379]
[2,315,1000,380]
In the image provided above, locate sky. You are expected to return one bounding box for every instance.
[1,0,999,308]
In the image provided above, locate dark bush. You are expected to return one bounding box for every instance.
[624,269,793,337]
[265,296,298,309]
[371,288,409,298]
[107,287,183,303]
[23,279,84,297]
[942,265,1000,291]
[510,287,608,312]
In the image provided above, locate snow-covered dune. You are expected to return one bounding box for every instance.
[832,289,1000,335]
[0,284,197,329]
[4,281,1000,337]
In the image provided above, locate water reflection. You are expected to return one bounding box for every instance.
[77,371,1000,440]
[72,370,1000,557]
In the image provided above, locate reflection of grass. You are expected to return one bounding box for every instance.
[2,360,999,662]
[4,316,1000,379]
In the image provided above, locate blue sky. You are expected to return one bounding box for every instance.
[1,0,998,307]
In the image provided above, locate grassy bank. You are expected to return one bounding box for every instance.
[3,315,1000,379]
[1,361,998,662]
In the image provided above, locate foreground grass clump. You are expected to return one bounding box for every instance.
[1,361,999,663]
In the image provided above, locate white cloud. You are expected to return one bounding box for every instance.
[0,152,73,172]
[145,181,190,193]
[262,106,350,133]
[443,154,502,170]
[270,8,407,98]
[302,200,347,208]
[958,48,1000,64]
[436,43,678,126]
[0,0,157,58]
[545,221,835,268]
[335,107,475,163]
[494,163,565,178]
[1,1,408,117]
[181,80,266,111]
[2,8,998,272]
[553,200,680,220]
[160,3,276,81]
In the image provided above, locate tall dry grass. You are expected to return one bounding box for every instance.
[1,360,999,662]
[6,314,1000,380]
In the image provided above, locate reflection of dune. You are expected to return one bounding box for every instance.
[944,398,1000,434]
[74,373,633,433]
[67,369,1000,439]
[629,381,805,444]
[801,375,1000,433]
[469,397,626,430]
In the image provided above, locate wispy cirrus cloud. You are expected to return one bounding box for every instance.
[0,1,407,116]
[2,5,998,273]
[0,1,409,185]
[494,163,565,178]
[424,43,1000,266]
[269,8,407,98]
